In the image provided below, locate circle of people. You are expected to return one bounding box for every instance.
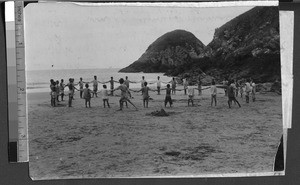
[49,75,256,110]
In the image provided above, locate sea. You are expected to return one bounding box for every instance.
[26,68,173,93]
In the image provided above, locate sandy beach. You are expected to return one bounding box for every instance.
[28,87,282,179]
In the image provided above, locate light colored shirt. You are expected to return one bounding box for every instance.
[157,80,161,87]
[245,82,252,92]
[141,80,146,87]
[183,79,188,89]
[210,85,217,95]
[187,86,194,96]
[100,89,109,99]
[79,81,84,89]
[251,82,256,93]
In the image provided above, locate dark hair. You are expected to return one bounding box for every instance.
[103,85,107,88]
[111,77,113,79]
[85,83,89,88]
[94,76,97,79]
[142,76,145,79]
[167,84,170,88]
[158,76,160,79]
[119,78,124,84]
[212,81,215,85]
[61,79,64,82]
[126,76,128,79]
[144,82,147,86]
[50,79,54,82]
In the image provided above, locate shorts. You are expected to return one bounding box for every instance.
[143,96,150,101]
[165,96,172,105]
[188,95,194,100]
[228,97,236,101]
[211,94,216,98]
[51,92,56,98]
[93,86,98,92]
[120,96,129,103]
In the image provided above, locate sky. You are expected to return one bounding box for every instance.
[22,2,254,70]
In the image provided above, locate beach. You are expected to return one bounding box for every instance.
[28,87,282,179]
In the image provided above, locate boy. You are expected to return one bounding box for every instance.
[83,83,91,108]
[56,80,60,102]
[78,77,85,98]
[139,76,147,95]
[223,78,228,96]
[104,77,118,96]
[183,78,188,95]
[245,79,252,103]
[124,76,134,98]
[113,78,138,111]
[187,84,195,106]
[50,81,57,107]
[66,78,77,107]
[100,85,110,108]
[90,76,100,98]
[59,79,65,101]
[162,84,173,107]
[156,76,162,95]
[227,80,241,108]
[140,76,146,88]
[170,77,176,95]
[210,81,217,106]
[197,75,202,96]
[251,80,256,102]
[135,82,155,108]
[124,76,135,88]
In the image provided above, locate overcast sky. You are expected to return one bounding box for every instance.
[24,3,253,70]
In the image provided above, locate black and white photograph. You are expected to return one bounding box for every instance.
[25,2,283,179]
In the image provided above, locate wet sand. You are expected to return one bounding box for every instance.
[28,87,282,179]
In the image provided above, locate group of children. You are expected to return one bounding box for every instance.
[214,78,257,108]
[49,75,257,110]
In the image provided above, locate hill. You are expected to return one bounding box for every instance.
[120,6,280,83]
[119,29,205,73]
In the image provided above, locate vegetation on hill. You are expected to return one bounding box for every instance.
[119,6,280,84]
